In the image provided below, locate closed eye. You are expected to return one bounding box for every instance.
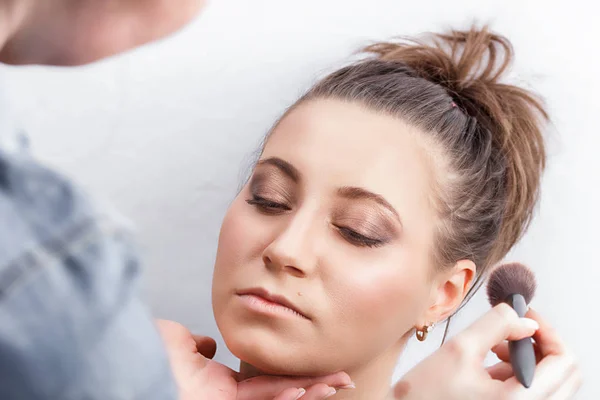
[335,225,386,248]
[246,195,291,214]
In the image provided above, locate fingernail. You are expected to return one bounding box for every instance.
[521,317,539,331]
[338,382,356,389]
[324,387,337,398]
[295,388,306,399]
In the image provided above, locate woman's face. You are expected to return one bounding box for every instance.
[212,99,440,375]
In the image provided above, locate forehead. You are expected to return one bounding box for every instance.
[262,98,438,229]
[266,100,432,192]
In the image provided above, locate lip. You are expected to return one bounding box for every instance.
[236,287,310,320]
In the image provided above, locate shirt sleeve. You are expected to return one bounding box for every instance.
[0,149,177,400]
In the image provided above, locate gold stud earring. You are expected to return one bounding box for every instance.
[416,322,435,342]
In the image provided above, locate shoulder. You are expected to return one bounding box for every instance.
[0,149,138,301]
[0,151,175,399]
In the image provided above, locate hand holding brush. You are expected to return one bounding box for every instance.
[486,262,538,387]
[389,263,581,400]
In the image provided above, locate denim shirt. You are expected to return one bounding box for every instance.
[0,148,177,399]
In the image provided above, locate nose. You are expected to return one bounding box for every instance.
[262,213,318,278]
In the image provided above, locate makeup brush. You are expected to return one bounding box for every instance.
[486,262,537,388]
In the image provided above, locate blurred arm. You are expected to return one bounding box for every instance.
[0,149,177,399]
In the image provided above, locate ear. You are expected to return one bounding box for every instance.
[420,260,476,325]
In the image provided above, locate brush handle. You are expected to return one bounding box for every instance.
[506,294,536,388]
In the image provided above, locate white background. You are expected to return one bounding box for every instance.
[1,0,598,398]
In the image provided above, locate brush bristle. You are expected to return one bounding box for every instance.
[486,262,537,306]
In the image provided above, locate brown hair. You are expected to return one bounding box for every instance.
[265,26,547,321]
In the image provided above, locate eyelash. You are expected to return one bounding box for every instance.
[246,195,385,248]
[246,195,291,214]
[335,226,385,248]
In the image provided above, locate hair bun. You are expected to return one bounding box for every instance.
[365,27,504,89]
[364,25,549,263]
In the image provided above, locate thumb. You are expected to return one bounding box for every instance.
[192,335,217,359]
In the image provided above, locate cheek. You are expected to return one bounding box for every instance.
[216,206,247,269]
[213,196,261,304]
[326,250,431,347]
[215,196,263,273]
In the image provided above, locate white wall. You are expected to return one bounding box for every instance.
[1,0,597,397]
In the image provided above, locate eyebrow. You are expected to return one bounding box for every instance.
[256,157,301,183]
[255,158,401,225]
[337,186,402,224]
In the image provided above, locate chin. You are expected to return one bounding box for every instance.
[223,323,303,374]
[231,342,301,375]
[219,319,337,376]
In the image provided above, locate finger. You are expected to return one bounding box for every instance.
[526,308,566,357]
[486,361,514,381]
[548,366,583,400]
[155,319,189,342]
[391,380,416,400]
[155,319,200,356]
[301,383,337,399]
[492,341,543,364]
[491,342,510,362]
[192,334,217,359]
[273,387,306,400]
[456,303,539,357]
[237,371,353,400]
[504,354,576,398]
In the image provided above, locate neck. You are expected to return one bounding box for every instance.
[1,0,76,64]
[0,0,203,65]
[0,0,33,52]
[239,337,410,400]
[1,0,136,65]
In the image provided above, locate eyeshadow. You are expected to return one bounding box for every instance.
[332,203,400,240]
[250,169,295,204]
